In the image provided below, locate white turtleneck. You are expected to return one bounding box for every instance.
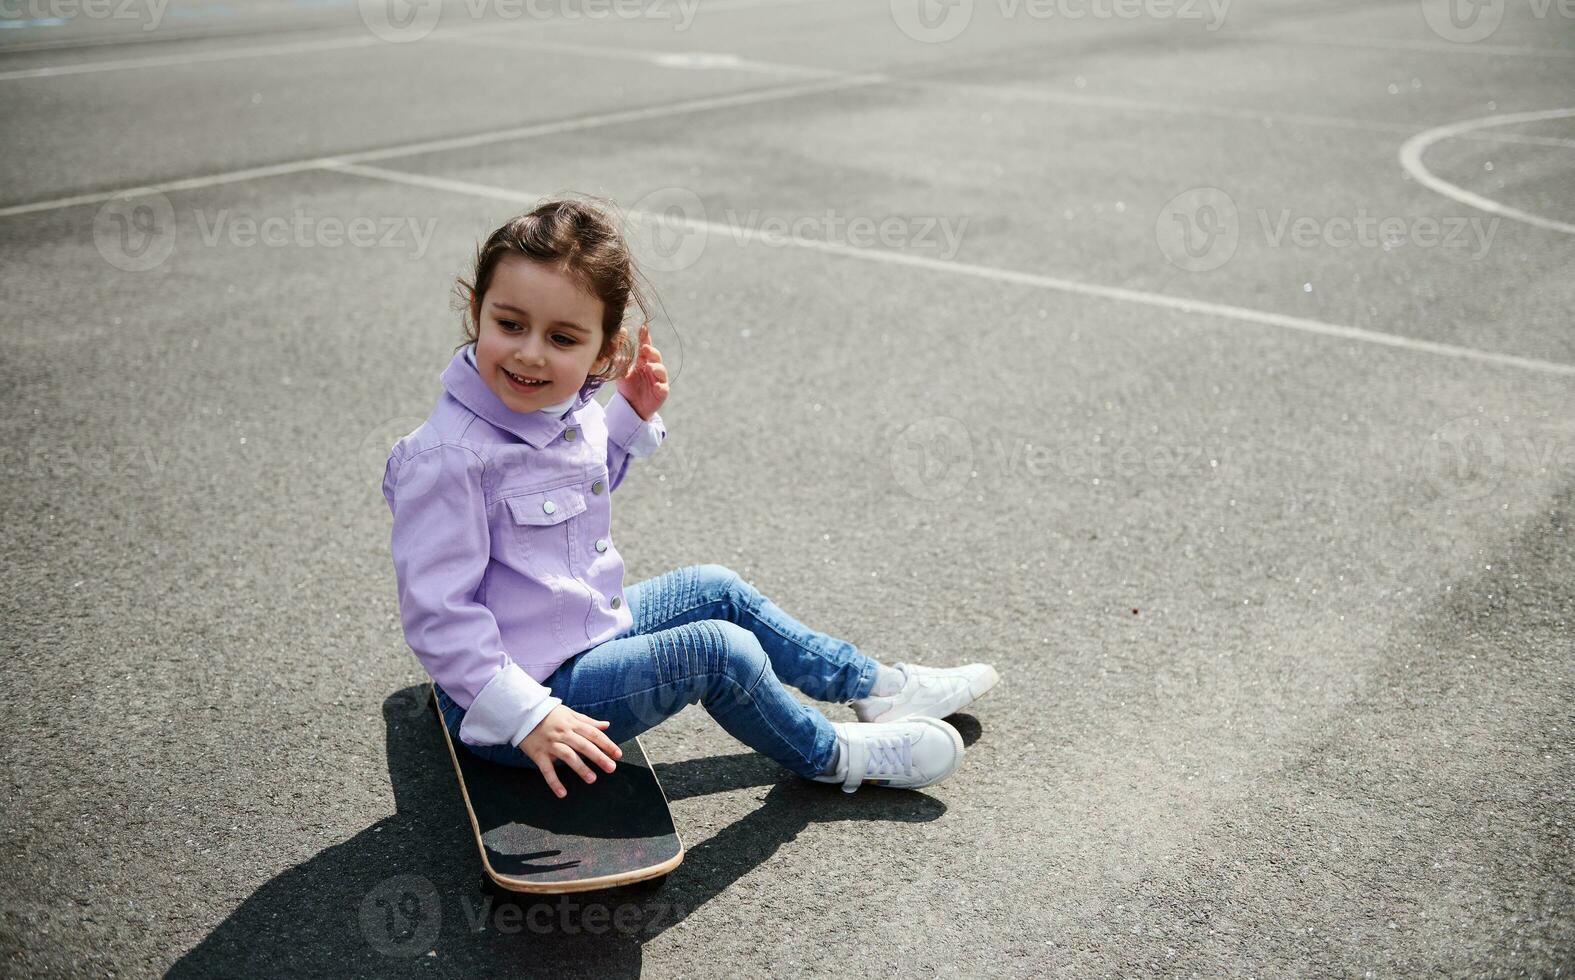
[462,343,663,457]
[465,344,577,418]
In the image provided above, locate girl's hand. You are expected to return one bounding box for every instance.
[518,705,623,799]
[617,322,669,421]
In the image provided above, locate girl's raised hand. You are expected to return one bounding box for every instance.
[518,705,623,799]
[617,322,669,421]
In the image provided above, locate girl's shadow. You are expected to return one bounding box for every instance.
[167,685,972,978]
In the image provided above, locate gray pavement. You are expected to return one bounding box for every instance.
[1,0,1572,976]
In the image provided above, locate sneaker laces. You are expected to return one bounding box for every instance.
[862,732,916,778]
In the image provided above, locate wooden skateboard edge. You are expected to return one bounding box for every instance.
[429,681,687,896]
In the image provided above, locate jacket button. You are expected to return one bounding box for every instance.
[591,480,604,494]
[564,428,578,441]
[595,538,608,552]
[611,595,621,609]
[542,500,556,515]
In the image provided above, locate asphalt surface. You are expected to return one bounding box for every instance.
[2,0,1572,976]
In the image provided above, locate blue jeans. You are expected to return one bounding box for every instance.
[434,563,879,779]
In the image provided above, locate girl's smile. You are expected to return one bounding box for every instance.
[474,254,608,413]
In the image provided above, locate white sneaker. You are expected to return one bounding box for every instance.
[810,717,964,794]
[852,662,1000,724]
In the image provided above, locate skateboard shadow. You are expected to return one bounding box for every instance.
[165,685,958,977]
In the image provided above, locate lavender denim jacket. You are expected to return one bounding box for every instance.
[382,345,666,748]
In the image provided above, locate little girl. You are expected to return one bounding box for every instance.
[382,197,999,798]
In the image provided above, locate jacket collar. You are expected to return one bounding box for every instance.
[441,345,603,449]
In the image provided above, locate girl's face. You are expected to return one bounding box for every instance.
[474,254,609,414]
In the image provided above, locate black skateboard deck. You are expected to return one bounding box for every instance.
[431,683,684,894]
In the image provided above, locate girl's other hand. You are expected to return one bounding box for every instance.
[617,322,669,421]
[518,705,623,799]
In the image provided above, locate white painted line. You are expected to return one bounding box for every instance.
[332,70,887,165]
[320,160,539,203]
[2,13,1560,157]
[329,161,1575,379]
[893,78,1417,135]
[2,31,1563,219]
[0,70,886,217]
[1467,132,1575,150]
[1229,30,1575,60]
[894,78,1575,150]
[0,0,836,81]
[11,13,1546,158]
[0,156,350,218]
[0,31,384,81]
[1399,107,1575,236]
[441,33,843,79]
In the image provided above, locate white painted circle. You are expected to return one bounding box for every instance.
[1399,107,1575,236]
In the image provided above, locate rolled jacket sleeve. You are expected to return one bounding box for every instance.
[603,391,666,492]
[384,444,561,747]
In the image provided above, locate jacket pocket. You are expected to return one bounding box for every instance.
[494,486,589,581]
[503,486,588,527]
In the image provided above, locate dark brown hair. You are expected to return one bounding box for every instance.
[454,196,652,386]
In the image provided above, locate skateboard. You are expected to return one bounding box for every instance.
[431,683,684,895]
